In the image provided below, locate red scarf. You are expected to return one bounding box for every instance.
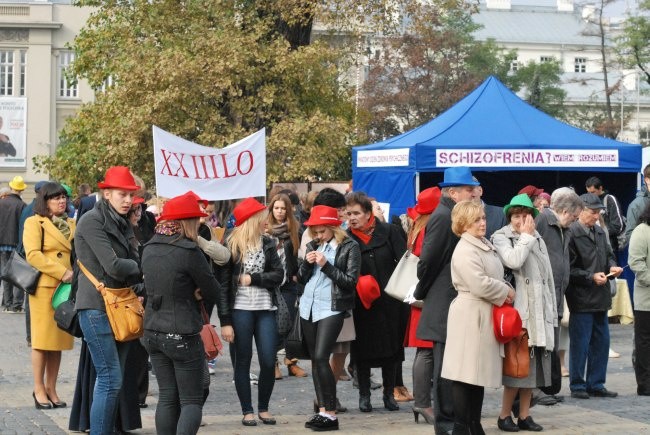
[351,214,376,245]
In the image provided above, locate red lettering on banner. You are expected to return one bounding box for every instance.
[237,151,254,175]
[160,149,189,178]
[160,148,258,179]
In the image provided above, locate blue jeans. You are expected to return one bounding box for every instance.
[143,331,204,435]
[568,311,610,392]
[232,309,278,415]
[78,309,131,435]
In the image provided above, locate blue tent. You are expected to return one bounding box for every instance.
[352,75,642,217]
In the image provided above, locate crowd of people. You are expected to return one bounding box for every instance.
[0,162,648,434]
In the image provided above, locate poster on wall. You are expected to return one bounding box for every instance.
[0,97,27,168]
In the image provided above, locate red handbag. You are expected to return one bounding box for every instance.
[200,302,222,360]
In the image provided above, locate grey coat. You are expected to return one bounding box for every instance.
[627,223,650,311]
[74,199,142,312]
[626,186,650,240]
[535,208,570,317]
[492,225,557,350]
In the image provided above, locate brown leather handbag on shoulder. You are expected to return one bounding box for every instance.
[78,260,144,342]
[503,328,530,378]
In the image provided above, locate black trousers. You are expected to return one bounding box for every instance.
[635,310,650,394]
[302,313,344,411]
[451,381,485,435]
[433,343,455,433]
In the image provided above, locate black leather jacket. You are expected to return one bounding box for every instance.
[298,236,361,312]
[221,236,284,323]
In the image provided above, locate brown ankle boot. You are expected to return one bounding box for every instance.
[285,358,308,377]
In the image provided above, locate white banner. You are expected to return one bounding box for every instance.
[357,148,410,167]
[436,149,619,168]
[153,126,266,200]
[0,97,27,168]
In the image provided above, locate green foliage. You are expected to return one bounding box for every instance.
[358,4,517,142]
[616,0,650,85]
[42,0,357,189]
[509,60,566,118]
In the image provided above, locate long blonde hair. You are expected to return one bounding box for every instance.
[228,209,268,263]
[179,218,200,242]
[407,213,431,248]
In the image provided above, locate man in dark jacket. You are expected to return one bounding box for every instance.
[414,166,479,435]
[567,193,623,399]
[585,176,625,251]
[0,176,26,312]
[534,187,583,405]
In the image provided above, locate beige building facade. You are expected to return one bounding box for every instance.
[0,0,93,197]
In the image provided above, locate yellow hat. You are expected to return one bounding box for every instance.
[8,176,26,191]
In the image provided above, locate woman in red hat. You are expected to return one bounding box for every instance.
[404,187,441,425]
[225,197,284,426]
[141,192,226,435]
[73,166,145,434]
[298,205,361,431]
[265,193,307,379]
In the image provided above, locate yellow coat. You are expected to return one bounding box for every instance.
[23,215,76,351]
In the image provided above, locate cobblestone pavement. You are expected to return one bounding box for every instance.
[1,310,649,434]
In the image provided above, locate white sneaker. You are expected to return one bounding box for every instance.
[609,348,621,358]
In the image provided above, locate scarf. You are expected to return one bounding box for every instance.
[269,222,290,241]
[51,214,70,239]
[155,221,181,236]
[350,213,376,245]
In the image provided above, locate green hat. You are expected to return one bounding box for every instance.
[61,183,72,197]
[503,193,539,217]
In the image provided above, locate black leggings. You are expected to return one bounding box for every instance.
[301,313,345,411]
[451,381,485,435]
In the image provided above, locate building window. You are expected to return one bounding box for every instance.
[510,59,519,72]
[540,56,554,63]
[574,57,587,73]
[58,51,78,98]
[0,49,26,97]
[0,50,14,96]
[19,50,26,96]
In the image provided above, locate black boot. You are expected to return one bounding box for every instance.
[359,395,372,412]
[383,393,399,411]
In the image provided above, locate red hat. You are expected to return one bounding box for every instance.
[158,192,208,221]
[414,187,441,215]
[406,207,419,220]
[304,205,343,227]
[185,190,209,209]
[233,197,266,227]
[132,196,145,205]
[492,303,522,344]
[97,166,140,191]
[518,185,544,198]
[356,275,380,310]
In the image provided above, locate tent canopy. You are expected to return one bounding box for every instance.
[352,75,642,217]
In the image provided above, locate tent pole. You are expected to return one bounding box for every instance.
[415,172,420,196]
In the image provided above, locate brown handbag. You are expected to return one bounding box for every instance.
[503,329,530,378]
[199,301,222,360]
[78,260,144,342]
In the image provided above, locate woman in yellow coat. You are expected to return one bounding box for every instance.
[23,182,75,409]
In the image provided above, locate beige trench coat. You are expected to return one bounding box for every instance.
[441,233,511,388]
